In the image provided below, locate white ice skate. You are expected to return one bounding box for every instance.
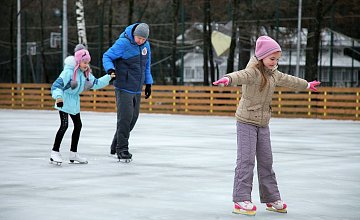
[50,150,62,166]
[266,200,287,213]
[69,151,88,164]
[233,201,257,216]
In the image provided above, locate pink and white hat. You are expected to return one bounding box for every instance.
[71,44,91,89]
[255,36,281,60]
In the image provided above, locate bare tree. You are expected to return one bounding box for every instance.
[207,2,215,84]
[1,0,359,84]
[10,1,15,82]
[108,0,113,47]
[171,0,180,85]
[305,0,338,81]
[39,0,48,82]
[97,0,105,76]
[203,0,209,85]
[128,0,134,25]
[136,0,150,22]
[226,0,240,73]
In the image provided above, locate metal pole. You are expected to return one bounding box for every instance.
[295,0,302,78]
[62,0,68,63]
[17,0,21,84]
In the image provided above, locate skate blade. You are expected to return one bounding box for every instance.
[49,159,62,166]
[266,207,287,213]
[69,160,88,164]
[232,209,256,216]
[118,158,132,163]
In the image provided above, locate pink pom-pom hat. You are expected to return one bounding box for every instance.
[255,36,281,60]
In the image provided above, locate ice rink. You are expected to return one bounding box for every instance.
[0,109,359,220]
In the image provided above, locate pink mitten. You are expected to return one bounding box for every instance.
[213,77,230,86]
[308,80,321,92]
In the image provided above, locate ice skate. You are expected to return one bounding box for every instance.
[266,200,287,213]
[69,151,88,164]
[117,151,132,163]
[50,150,62,166]
[233,201,256,216]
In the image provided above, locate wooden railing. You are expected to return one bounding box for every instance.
[0,83,359,121]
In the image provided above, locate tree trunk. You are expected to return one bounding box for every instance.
[239,36,251,70]
[203,0,209,85]
[171,0,180,85]
[207,0,215,84]
[305,0,338,81]
[39,0,48,83]
[108,0,113,47]
[10,1,15,82]
[226,0,239,73]
[128,0,134,25]
[98,0,105,76]
[136,0,149,22]
[305,0,322,81]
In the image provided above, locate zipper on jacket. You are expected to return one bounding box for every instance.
[137,46,143,92]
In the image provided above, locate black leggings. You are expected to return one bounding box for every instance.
[52,111,82,152]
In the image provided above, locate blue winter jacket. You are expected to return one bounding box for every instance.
[102,23,153,94]
[51,56,112,115]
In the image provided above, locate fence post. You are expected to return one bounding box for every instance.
[308,91,312,116]
[278,90,282,115]
[149,99,152,112]
[11,86,15,107]
[21,86,24,108]
[210,89,213,113]
[236,90,240,106]
[185,90,188,112]
[93,90,97,110]
[172,90,176,112]
[41,87,44,108]
[356,92,359,118]
[323,91,327,117]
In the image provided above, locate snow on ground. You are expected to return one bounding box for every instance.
[0,109,359,220]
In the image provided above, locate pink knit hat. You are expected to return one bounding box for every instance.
[255,36,281,60]
[71,44,91,89]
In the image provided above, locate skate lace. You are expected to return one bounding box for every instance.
[236,201,255,210]
[271,200,284,209]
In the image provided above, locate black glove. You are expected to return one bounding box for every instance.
[56,101,63,108]
[145,84,151,99]
[107,69,116,83]
[107,69,115,75]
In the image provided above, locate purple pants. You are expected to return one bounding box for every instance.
[233,121,281,203]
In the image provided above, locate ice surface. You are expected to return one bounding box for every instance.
[0,109,359,220]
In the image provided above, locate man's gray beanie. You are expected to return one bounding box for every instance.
[133,23,149,39]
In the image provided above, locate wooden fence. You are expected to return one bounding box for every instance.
[0,83,359,121]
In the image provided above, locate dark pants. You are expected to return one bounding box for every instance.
[233,121,281,203]
[111,89,141,153]
[53,111,82,152]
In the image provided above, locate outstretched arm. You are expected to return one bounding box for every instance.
[213,68,256,86]
[213,77,230,86]
[88,73,115,90]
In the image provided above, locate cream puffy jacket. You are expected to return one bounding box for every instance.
[226,56,308,127]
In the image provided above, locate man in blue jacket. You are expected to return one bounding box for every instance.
[103,23,153,162]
